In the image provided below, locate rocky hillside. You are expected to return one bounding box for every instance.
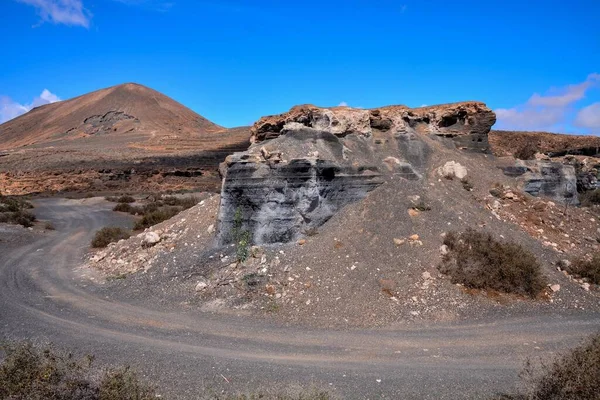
[84,101,599,328]
[0,83,250,195]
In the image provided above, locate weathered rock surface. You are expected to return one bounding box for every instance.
[516,161,580,205]
[217,119,432,245]
[490,130,600,158]
[251,102,496,152]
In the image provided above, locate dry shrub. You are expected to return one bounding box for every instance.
[113,203,132,213]
[500,333,600,400]
[199,384,335,400]
[133,208,179,230]
[514,141,538,160]
[580,189,600,207]
[439,229,547,298]
[91,227,131,248]
[0,210,36,227]
[0,342,156,400]
[569,254,600,284]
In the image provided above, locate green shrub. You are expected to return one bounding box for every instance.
[568,254,600,284]
[500,333,600,400]
[162,195,198,209]
[44,221,56,230]
[439,229,547,297]
[91,227,131,248]
[113,203,132,213]
[0,342,156,400]
[232,206,251,262]
[133,208,179,230]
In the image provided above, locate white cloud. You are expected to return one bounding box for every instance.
[0,89,61,124]
[111,0,174,12]
[575,102,600,129]
[495,73,600,132]
[338,101,349,107]
[17,0,91,28]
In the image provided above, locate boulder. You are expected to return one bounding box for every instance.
[438,161,468,180]
[141,231,161,247]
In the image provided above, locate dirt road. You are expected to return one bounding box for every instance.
[1,198,598,399]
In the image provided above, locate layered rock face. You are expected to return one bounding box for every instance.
[217,102,496,245]
[503,161,580,205]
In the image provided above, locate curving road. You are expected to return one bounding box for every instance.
[1,198,598,399]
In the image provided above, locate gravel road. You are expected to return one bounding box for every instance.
[1,198,598,399]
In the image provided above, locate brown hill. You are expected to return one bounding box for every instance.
[0,83,250,195]
[0,83,225,150]
[490,130,600,157]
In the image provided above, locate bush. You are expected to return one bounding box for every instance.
[200,384,335,400]
[91,227,131,248]
[439,229,547,297]
[0,342,156,400]
[113,203,132,213]
[0,210,37,227]
[514,141,538,160]
[501,333,600,400]
[162,195,198,209]
[117,195,135,203]
[133,208,179,230]
[580,189,600,207]
[568,253,600,284]
[44,221,56,230]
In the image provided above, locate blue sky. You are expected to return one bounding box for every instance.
[1,0,599,134]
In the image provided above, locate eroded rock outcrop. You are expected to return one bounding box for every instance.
[217,102,496,245]
[505,161,580,205]
[252,102,496,152]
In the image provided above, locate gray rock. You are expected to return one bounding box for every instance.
[521,161,579,205]
[142,231,161,247]
[216,124,427,246]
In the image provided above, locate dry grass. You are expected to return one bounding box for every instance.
[497,333,600,400]
[91,227,131,248]
[440,229,547,298]
[580,189,600,207]
[199,384,335,400]
[568,253,600,285]
[0,195,36,227]
[0,342,156,400]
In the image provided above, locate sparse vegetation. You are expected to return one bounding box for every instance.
[0,342,156,400]
[568,253,600,285]
[105,195,135,203]
[498,333,600,400]
[461,178,474,191]
[200,385,335,400]
[113,202,133,213]
[0,195,36,227]
[133,207,180,230]
[580,189,600,207]
[412,201,431,211]
[44,221,56,230]
[112,195,200,229]
[439,229,547,298]
[91,227,131,248]
[232,206,251,263]
[514,141,538,160]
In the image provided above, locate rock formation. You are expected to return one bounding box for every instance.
[217,102,496,245]
[251,102,496,152]
[503,161,580,205]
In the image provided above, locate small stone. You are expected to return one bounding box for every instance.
[582,283,591,291]
[393,238,406,246]
[550,284,560,293]
[410,311,420,316]
[408,209,420,217]
[142,231,161,247]
[409,234,420,241]
[195,281,208,291]
[298,239,306,245]
[305,299,311,305]
[207,224,215,234]
[439,244,449,255]
[422,271,432,280]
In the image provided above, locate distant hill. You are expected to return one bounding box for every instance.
[0,83,227,150]
[0,83,250,195]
